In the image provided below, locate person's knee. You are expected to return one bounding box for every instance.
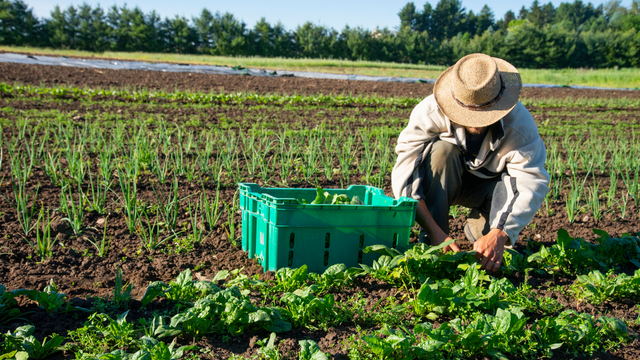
[429,141,461,174]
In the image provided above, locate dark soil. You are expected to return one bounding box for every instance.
[0,63,639,359]
[1,61,639,99]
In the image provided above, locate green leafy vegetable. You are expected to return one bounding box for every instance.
[1,325,64,359]
[299,339,330,360]
[308,187,364,205]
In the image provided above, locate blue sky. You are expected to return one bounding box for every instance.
[29,0,616,30]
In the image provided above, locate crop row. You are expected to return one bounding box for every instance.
[2,83,640,109]
[544,134,640,222]
[1,115,639,261]
[2,229,639,358]
[0,83,419,109]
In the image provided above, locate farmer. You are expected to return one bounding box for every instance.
[391,53,549,272]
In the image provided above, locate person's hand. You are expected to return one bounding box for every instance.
[414,199,459,253]
[431,232,460,253]
[473,228,509,272]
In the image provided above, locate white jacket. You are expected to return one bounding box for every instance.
[391,95,550,245]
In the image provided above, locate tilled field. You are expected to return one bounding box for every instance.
[0,63,640,359]
[2,62,640,99]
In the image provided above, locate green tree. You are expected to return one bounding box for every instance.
[340,25,371,60]
[250,17,273,56]
[128,7,155,52]
[268,21,293,57]
[527,1,556,27]
[194,9,251,55]
[249,18,293,57]
[144,11,164,53]
[106,5,132,51]
[619,13,640,31]
[48,5,70,47]
[465,10,478,35]
[367,28,401,62]
[612,0,640,31]
[497,10,516,31]
[398,27,433,63]
[431,0,466,40]
[398,2,420,30]
[77,3,109,51]
[294,22,337,58]
[503,22,546,67]
[194,11,249,56]
[554,0,603,30]
[0,0,42,45]
[527,0,543,26]
[542,24,576,67]
[66,5,79,46]
[193,8,215,51]
[518,6,529,19]
[471,28,508,58]
[165,15,197,53]
[421,3,435,32]
[476,5,495,35]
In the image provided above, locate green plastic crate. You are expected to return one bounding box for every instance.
[239,183,418,273]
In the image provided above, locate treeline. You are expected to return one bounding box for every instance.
[0,0,639,68]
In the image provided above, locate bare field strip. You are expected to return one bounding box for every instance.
[2,46,640,88]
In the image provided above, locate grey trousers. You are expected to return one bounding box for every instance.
[419,141,502,241]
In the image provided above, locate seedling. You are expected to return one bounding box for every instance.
[224,191,239,246]
[59,183,86,235]
[117,166,139,234]
[113,266,133,309]
[7,173,39,237]
[201,179,223,230]
[81,169,111,214]
[137,209,177,251]
[86,216,111,257]
[186,200,207,244]
[23,205,57,260]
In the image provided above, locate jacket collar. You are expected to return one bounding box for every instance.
[448,119,505,170]
[449,119,504,151]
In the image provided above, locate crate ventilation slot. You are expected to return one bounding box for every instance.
[325,233,330,248]
[289,233,295,249]
[288,251,294,266]
[392,233,398,248]
[359,234,365,248]
[323,251,329,266]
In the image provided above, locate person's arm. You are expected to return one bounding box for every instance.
[475,137,550,272]
[415,199,460,253]
[490,137,549,244]
[392,96,448,200]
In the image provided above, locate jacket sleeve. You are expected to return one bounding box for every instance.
[391,96,446,200]
[489,136,550,247]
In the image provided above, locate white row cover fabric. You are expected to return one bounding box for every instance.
[0,53,635,90]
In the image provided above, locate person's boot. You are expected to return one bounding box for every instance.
[419,228,429,244]
[464,208,490,244]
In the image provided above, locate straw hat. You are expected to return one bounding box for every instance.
[433,53,522,128]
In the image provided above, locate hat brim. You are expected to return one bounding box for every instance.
[433,57,522,128]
